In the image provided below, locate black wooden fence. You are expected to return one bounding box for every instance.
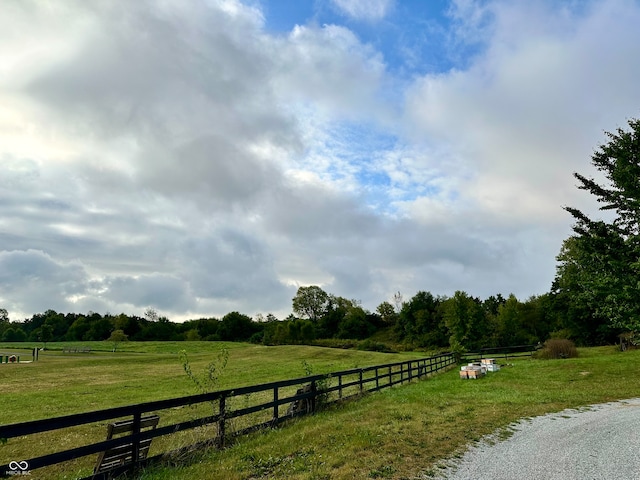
[0,352,455,479]
[462,344,538,362]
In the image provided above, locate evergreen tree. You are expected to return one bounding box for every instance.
[558,118,640,333]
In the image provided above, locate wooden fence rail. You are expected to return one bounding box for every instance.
[0,352,455,479]
[462,344,538,362]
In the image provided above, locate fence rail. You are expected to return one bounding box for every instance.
[462,344,538,362]
[0,352,455,479]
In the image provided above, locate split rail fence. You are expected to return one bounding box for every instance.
[0,352,455,479]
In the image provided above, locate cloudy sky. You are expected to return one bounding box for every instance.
[1,0,639,322]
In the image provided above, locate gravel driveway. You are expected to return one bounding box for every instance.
[430,398,640,480]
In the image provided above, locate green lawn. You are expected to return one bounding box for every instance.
[1,343,638,479]
[0,342,427,424]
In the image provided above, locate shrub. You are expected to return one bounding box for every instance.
[536,338,578,359]
[357,339,396,353]
[248,331,263,344]
[310,338,357,349]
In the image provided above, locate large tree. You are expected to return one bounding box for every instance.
[443,291,485,351]
[558,118,640,333]
[292,286,329,323]
[394,291,447,347]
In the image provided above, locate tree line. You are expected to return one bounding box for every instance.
[2,118,638,351]
[0,285,618,352]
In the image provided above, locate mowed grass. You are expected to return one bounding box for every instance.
[0,342,428,424]
[0,341,428,479]
[1,343,639,480]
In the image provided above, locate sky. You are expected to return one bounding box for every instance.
[1,0,640,322]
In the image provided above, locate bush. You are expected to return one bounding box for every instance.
[310,339,357,349]
[357,339,396,353]
[248,331,263,344]
[536,338,578,359]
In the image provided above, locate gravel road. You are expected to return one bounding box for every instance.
[430,398,640,480]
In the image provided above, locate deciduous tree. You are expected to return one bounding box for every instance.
[108,329,128,352]
[376,301,396,324]
[292,286,329,323]
[443,291,485,351]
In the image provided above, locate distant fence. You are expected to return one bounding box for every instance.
[0,352,455,479]
[462,344,538,362]
[62,346,92,353]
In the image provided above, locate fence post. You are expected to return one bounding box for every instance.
[375,367,379,390]
[129,412,141,475]
[217,395,226,449]
[273,386,279,423]
[359,370,363,394]
[338,374,343,399]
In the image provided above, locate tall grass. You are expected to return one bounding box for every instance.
[536,338,578,359]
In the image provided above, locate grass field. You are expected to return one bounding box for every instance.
[1,342,638,479]
[0,341,429,424]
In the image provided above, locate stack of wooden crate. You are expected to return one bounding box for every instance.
[482,358,500,372]
[459,362,484,379]
[460,358,500,379]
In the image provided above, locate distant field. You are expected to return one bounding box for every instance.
[1,343,638,479]
[0,341,428,424]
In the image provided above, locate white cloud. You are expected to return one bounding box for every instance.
[405,0,640,225]
[331,0,395,22]
[275,24,389,120]
[1,0,640,323]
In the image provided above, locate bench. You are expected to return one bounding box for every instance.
[93,415,160,476]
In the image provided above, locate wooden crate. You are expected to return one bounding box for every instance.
[466,368,484,379]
